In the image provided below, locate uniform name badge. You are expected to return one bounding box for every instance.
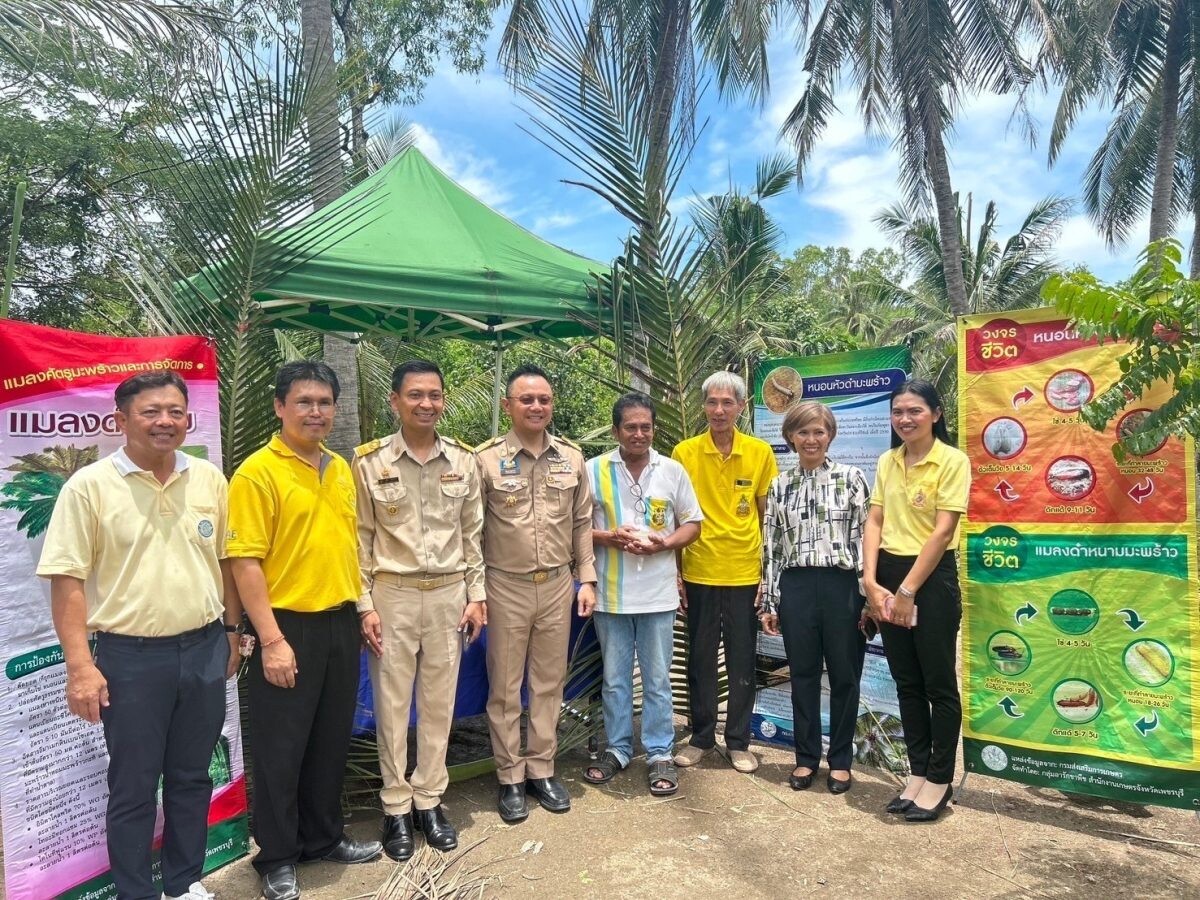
[499,458,520,475]
[736,495,751,518]
[649,498,668,530]
[548,461,572,474]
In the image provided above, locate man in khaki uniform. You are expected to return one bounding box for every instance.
[354,361,486,861]
[477,363,597,823]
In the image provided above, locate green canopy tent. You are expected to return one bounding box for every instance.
[198,146,610,433]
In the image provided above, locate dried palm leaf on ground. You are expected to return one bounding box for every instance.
[372,839,493,900]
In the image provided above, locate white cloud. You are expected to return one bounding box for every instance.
[532,212,580,232]
[410,123,512,210]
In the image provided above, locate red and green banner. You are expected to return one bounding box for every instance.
[958,307,1199,809]
[0,319,249,899]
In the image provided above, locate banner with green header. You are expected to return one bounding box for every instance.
[958,307,1199,809]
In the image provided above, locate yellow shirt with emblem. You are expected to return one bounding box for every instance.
[475,430,597,582]
[671,428,778,586]
[36,450,227,637]
[870,440,971,556]
[352,431,485,610]
[226,435,359,612]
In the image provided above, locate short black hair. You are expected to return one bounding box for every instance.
[114,372,189,412]
[506,363,551,394]
[391,360,443,393]
[275,360,340,403]
[612,391,655,429]
[889,379,952,448]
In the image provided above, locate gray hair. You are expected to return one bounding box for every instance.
[701,371,747,403]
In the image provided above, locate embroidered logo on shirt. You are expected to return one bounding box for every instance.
[911,490,927,509]
[736,495,751,517]
[649,498,668,530]
[197,519,214,539]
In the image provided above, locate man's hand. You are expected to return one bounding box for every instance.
[263,638,298,688]
[226,633,241,679]
[616,525,653,555]
[66,662,109,723]
[758,612,780,636]
[677,577,688,613]
[577,582,597,618]
[459,601,487,642]
[361,611,383,658]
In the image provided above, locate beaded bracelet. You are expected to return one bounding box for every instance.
[260,633,286,649]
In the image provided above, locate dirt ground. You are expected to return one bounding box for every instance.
[202,738,1200,900]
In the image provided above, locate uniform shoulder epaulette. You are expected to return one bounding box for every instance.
[552,434,582,452]
[442,435,472,452]
[474,435,506,453]
[354,438,383,458]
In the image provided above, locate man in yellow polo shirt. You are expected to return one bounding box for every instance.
[227,362,382,900]
[671,371,778,774]
[38,371,240,900]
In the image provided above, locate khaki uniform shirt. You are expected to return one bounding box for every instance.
[353,430,485,611]
[476,430,597,582]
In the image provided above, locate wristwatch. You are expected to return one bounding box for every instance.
[897,586,916,599]
[224,622,245,634]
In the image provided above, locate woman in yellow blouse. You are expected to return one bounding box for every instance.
[863,381,970,823]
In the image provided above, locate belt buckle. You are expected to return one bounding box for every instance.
[532,570,549,584]
[417,576,437,590]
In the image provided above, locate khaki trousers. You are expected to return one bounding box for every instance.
[485,568,573,783]
[368,578,465,814]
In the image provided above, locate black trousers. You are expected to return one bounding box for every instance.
[777,567,865,770]
[683,582,758,751]
[96,620,228,900]
[247,604,360,874]
[876,550,961,783]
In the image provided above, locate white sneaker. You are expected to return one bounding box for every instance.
[163,882,215,900]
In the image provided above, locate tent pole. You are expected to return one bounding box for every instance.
[491,338,505,437]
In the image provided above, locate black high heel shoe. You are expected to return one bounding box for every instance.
[885,795,914,814]
[904,785,953,822]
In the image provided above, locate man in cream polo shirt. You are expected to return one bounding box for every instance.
[38,371,241,900]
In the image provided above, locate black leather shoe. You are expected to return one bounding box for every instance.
[827,772,853,794]
[886,795,915,814]
[382,813,414,862]
[414,804,458,852]
[525,776,571,813]
[905,785,953,822]
[788,770,814,791]
[320,836,383,864]
[261,865,299,900]
[498,784,529,823]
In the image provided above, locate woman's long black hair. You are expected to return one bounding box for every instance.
[889,379,952,448]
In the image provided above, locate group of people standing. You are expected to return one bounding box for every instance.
[36,358,968,900]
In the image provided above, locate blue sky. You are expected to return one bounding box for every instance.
[398,25,1183,284]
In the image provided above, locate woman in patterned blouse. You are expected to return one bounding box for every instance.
[760,401,870,794]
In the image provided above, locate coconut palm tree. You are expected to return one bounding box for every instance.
[0,445,98,538]
[781,0,1035,318]
[496,0,779,231]
[868,195,1072,421]
[1045,0,1198,271]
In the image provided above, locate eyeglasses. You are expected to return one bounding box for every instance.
[293,399,337,413]
[628,480,647,515]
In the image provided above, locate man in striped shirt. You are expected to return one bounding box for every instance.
[582,393,703,795]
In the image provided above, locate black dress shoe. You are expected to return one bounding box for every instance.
[382,813,414,862]
[414,804,458,852]
[261,864,299,900]
[498,783,529,823]
[525,776,571,813]
[788,770,814,791]
[827,772,853,794]
[886,795,915,814]
[905,785,953,822]
[320,835,384,864]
